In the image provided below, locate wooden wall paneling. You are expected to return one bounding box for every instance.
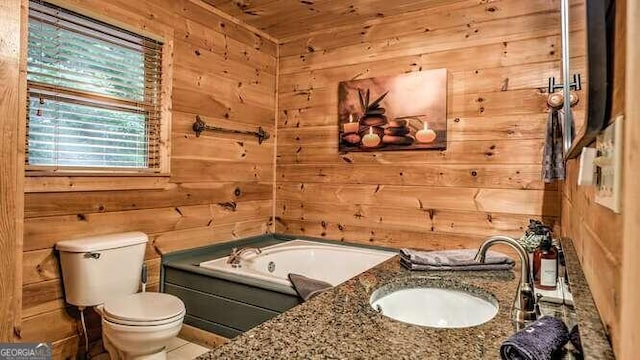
[186,0,279,44]
[278,31,586,94]
[24,182,273,218]
[173,67,275,111]
[20,308,78,343]
[152,219,270,254]
[171,116,275,164]
[272,44,280,233]
[275,218,519,260]
[24,176,172,193]
[621,0,640,357]
[26,205,214,251]
[277,137,546,165]
[277,0,562,56]
[277,200,557,238]
[275,0,563,257]
[15,1,28,340]
[277,183,560,217]
[173,0,277,56]
[200,0,461,36]
[0,0,26,342]
[174,15,277,74]
[172,132,274,163]
[172,160,274,183]
[24,200,273,252]
[278,164,554,190]
[175,40,275,85]
[172,91,274,129]
[560,0,624,354]
[22,249,60,285]
[20,0,277,355]
[278,59,588,110]
[279,60,586,109]
[51,336,80,360]
[278,3,585,74]
[22,280,64,317]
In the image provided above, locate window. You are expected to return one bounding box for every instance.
[26,0,164,171]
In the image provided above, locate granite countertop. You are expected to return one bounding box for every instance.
[196,237,615,360]
[199,257,520,359]
[561,238,615,360]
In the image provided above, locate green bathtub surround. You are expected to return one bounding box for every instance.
[194,238,613,360]
[161,234,395,338]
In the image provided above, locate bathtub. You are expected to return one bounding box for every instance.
[198,240,396,295]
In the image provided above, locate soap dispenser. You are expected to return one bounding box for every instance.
[533,234,558,290]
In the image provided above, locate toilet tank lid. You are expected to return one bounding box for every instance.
[56,232,148,252]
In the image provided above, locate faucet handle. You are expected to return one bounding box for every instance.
[534,293,543,316]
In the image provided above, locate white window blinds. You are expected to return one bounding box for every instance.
[27,0,163,170]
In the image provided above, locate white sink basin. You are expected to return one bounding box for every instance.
[370,287,498,328]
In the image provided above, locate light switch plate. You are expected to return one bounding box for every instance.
[577,147,597,185]
[594,115,623,213]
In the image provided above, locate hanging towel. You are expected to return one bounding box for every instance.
[500,316,570,360]
[399,249,514,271]
[288,273,333,301]
[543,108,566,182]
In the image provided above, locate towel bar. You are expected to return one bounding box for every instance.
[192,115,270,144]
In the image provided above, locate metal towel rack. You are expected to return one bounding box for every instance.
[192,115,270,144]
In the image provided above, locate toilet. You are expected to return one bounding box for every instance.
[56,232,185,360]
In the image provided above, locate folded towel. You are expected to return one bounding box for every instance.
[399,249,514,271]
[500,316,569,360]
[288,273,333,302]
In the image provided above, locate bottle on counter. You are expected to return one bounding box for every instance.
[533,234,558,290]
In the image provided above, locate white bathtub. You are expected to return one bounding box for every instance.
[198,240,396,295]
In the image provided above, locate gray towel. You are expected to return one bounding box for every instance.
[543,109,566,183]
[569,325,582,355]
[500,316,569,360]
[399,249,514,271]
[288,273,332,301]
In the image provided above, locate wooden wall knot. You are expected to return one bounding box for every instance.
[217,201,238,212]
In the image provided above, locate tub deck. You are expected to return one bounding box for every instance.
[161,234,394,339]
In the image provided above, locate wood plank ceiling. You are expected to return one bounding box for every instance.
[201,0,467,40]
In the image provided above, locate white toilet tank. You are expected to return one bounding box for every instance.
[56,232,148,307]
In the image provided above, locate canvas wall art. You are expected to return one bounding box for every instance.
[338,69,447,152]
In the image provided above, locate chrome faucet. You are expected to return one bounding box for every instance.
[474,235,539,323]
[226,247,262,267]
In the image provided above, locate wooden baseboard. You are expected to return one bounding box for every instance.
[178,324,229,350]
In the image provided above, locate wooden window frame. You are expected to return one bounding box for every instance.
[24,0,173,187]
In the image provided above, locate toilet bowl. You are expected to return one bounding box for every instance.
[98,292,186,360]
[55,233,187,360]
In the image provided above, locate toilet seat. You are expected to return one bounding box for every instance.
[103,292,185,326]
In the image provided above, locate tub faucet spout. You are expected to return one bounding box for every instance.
[227,247,262,266]
[474,235,538,324]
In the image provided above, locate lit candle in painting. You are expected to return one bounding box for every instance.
[343,113,359,134]
[416,122,437,143]
[362,126,381,148]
